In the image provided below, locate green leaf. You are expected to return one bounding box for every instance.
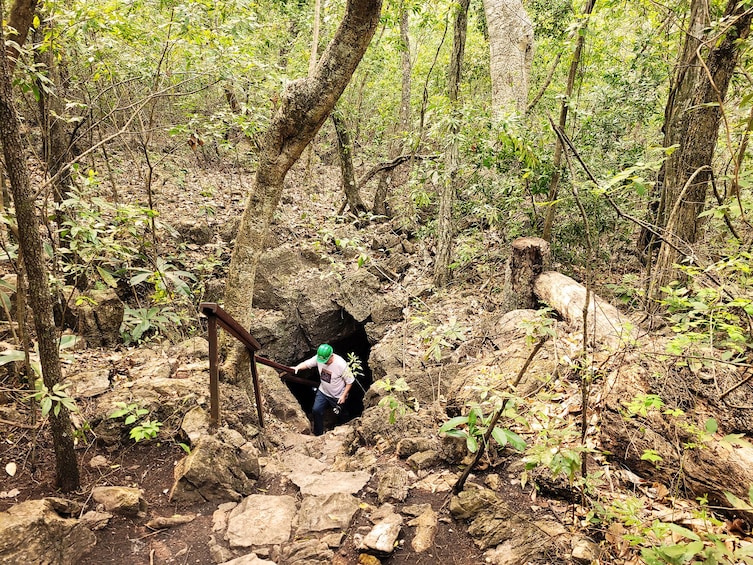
[440,416,469,433]
[666,522,701,541]
[491,426,508,447]
[501,429,527,451]
[704,418,718,434]
[97,265,118,288]
[466,435,478,453]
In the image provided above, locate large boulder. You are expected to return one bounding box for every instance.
[0,497,96,564]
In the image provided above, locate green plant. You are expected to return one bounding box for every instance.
[108,401,162,442]
[440,403,526,454]
[128,257,196,302]
[520,416,586,488]
[120,305,185,345]
[0,334,81,378]
[374,377,413,424]
[412,315,468,362]
[28,379,77,417]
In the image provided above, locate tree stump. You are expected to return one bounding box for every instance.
[503,237,550,311]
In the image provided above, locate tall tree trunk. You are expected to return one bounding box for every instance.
[332,108,367,214]
[223,0,382,386]
[0,23,80,492]
[5,0,39,71]
[483,0,533,115]
[434,0,470,287]
[638,0,710,258]
[373,6,411,217]
[650,1,753,302]
[541,0,596,242]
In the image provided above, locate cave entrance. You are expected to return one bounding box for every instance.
[286,324,373,427]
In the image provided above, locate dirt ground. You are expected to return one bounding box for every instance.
[0,422,529,564]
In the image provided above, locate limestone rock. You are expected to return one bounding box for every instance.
[225,494,297,548]
[0,498,96,564]
[361,508,402,554]
[91,486,147,516]
[169,434,258,503]
[280,538,334,564]
[295,493,360,534]
[376,465,410,503]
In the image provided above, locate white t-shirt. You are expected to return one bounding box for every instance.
[298,353,354,398]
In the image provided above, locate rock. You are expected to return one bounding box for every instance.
[91,486,147,516]
[571,536,600,562]
[407,450,440,471]
[407,506,438,553]
[225,494,297,548]
[295,493,360,534]
[0,498,96,564]
[449,488,500,520]
[169,435,258,503]
[219,552,277,565]
[336,270,382,323]
[174,218,213,245]
[64,368,110,398]
[144,514,195,529]
[289,470,371,497]
[280,538,334,564]
[168,336,210,360]
[360,509,402,554]
[88,454,109,468]
[396,437,435,458]
[376,465,410,503]
[181,406,211,444]
[69,288,124,347]
[357,553,382,565]
[79,510,112,531]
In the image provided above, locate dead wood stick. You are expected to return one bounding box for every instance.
[452,337,548,494]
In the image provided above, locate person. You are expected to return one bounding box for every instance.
[293,344,354,436]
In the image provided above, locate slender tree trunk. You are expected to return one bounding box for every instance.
[223,0,382,386]
[332,109,366,214]
[374,7,411,216]
[482,0,533,115]
[541,0,596,242]
[650,0,753,302]
[5,0,39,71]
[0,27,80,492]
[434,0,470,287]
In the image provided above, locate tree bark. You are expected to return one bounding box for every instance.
[503,236,550,311]
[541,0,596,242]
[650,0,752,301]
[373,7,412,217]
[5,0,39,71]
[638,0,709,258]
[332,108,366,214]
[434,0,470,288]
[482,0,534,115]
[223,0,382,385]
[0,27,79,492]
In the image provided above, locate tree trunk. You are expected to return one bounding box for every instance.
[434,0,470,288]
[0,30,79,492]
[5,0,39,71]
[541,0,596,242]
[503,236,550,311]
[638,0,709,259]
[650,0,752,301]
[223,0,382,386]
[373,7,411,217]
[332,108,366,214]
[482,0,534,115]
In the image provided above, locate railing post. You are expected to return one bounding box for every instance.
[249,352,265,428]
[207,314,219,426]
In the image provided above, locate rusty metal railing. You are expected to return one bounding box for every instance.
[199,302,318,427]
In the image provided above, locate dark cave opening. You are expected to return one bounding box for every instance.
[286,324,373,427]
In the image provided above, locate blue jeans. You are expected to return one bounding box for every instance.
[312,390,339,436]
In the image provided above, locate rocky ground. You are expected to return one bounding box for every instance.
[2,137,752,564]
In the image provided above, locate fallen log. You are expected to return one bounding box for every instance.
[533,271,638,347]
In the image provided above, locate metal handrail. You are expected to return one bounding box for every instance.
[199,302,319,427]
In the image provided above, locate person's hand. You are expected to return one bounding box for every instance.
[294,367,299,374]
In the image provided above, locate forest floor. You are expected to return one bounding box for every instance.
[0,139,645,564]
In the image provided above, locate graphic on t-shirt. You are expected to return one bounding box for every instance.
[320,368,332,383]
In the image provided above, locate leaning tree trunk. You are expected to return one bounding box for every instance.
[482,0,534,115]
[650,0,752,302]
[223,0,382,388]
[434,0,470,287]
[332,108,367,214]
[0,22,80,492]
